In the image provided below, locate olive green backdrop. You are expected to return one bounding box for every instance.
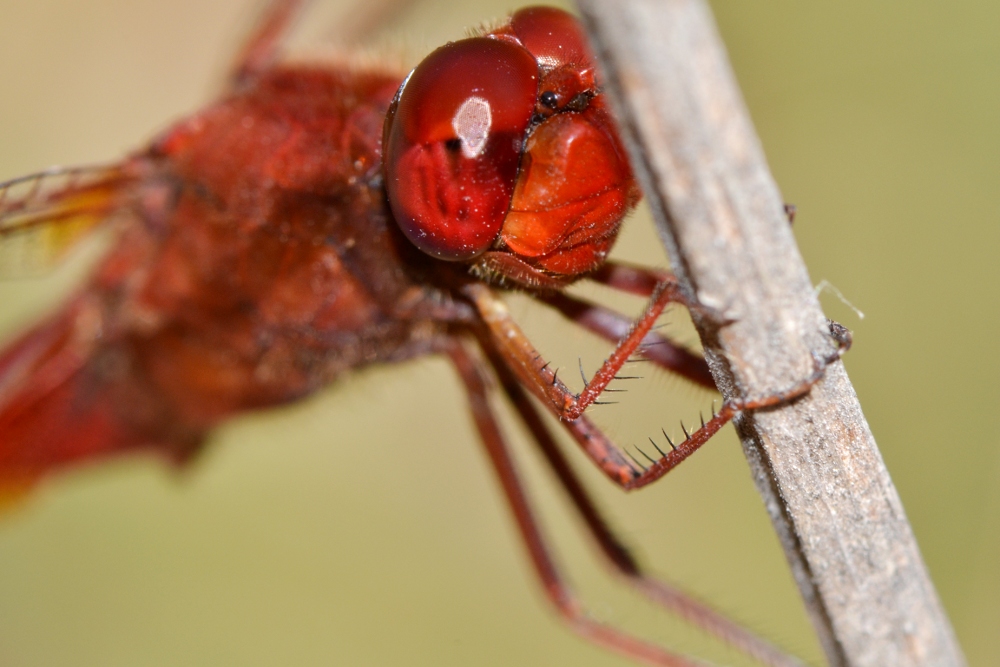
[0,1,996,666]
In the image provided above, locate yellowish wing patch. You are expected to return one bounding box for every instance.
[0,164,132,278]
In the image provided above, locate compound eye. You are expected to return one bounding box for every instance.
[510,6,594,73]
[383,38,538,261]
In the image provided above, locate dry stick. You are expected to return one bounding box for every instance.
[574,1,966,666]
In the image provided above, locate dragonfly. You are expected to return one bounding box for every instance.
[0,2,848,665]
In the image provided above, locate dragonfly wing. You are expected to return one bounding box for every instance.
[0,295,208,505]
[0,164,133,278]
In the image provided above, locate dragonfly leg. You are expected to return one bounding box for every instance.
[485,344,809,667]
[537,289,716,390]
[445,339,707,667]
[539,333,850,492]
[463,279,687,422]
[228,0,421,88]
[469,277,851,490]
[228,0,308,88]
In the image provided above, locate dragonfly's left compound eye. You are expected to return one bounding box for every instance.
[383,37,538,261]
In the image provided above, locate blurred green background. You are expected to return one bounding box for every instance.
[0,1,997,665]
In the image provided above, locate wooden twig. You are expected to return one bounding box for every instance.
[574,1,966,666]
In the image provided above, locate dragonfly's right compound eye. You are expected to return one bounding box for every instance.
[383,38,538,261]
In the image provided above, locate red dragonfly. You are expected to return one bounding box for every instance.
[0,2,846,665]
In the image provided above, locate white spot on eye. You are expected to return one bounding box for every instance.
[535,54,560,70]
[451,96,492,159]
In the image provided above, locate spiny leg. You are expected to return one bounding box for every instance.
[469,262,851,491]
[462,272,689,488]
[482,340,808,667]
[444,340,707,667]
[462,277,690,422]
[546,326,850,492]
[536,289,715,390]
